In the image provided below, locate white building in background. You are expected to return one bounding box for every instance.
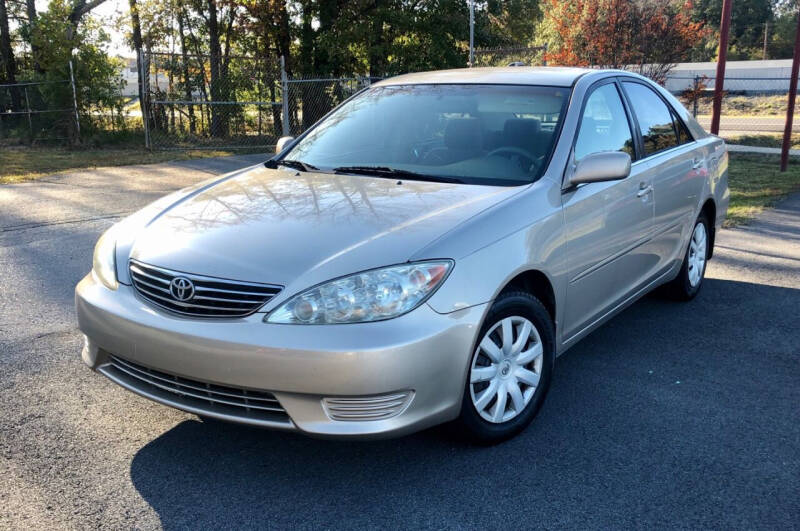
[118,57,170,97]
[665,59,795,93]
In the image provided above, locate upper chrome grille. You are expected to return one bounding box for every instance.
[102,355,292,426]
[129,260,282,318]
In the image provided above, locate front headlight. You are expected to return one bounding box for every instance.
[266,260,453,324]
[92,226,118,290]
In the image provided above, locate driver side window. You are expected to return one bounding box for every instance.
[575,84,635,161]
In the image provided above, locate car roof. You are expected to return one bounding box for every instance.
[373,67,614,88]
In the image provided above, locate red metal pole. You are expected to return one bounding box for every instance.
[710,0,733,135]
[780,12,800,172]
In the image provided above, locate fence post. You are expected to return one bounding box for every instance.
[542,43,548,67]
[68,60,81,144]
[711,0,732,135]
[468,0,474,67]
[693,75,699,117]
[780,11,800,172]
[139,49,151,150]
[280,55,289,137]
[24,86,33,141]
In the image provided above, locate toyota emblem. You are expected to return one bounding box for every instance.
[169,277,195,301]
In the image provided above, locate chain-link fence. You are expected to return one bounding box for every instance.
[142,52,284,150]
[0,78,78,145]
[284,75,377,137]
[667,74,798,135]
[141,51,383,150]
[6,50,798,151]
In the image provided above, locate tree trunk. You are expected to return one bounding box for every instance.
[177,9,195,134]
[128,0,148,129]
[275,0,291,75]
[25,0,45,75]
[188,27,212,134]
[207,0,225,137]
[0,0,20,110]
[298,0,317,130]
[299,0,314,77]
[368,0,385,78]
[274,0,291,135]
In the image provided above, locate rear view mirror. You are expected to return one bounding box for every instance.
[567,151,631,188]
[275,136,295,154]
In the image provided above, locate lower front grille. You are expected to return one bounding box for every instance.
[101,355,292,427]
[323,392,414,421]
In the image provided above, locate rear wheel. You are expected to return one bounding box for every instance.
[456,291,554,444]
[662,213,710,300]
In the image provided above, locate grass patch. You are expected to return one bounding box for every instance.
[726,152,800,226]
[0,147,238,184]
[723,132,800,151]
[689,93,787,116]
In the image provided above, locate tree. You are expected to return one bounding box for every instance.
[769,1,799,59]
[128,0,147,126]
[0,0,16,86]
[28,0,123,143]
[690,0,774,60]
[542,0,708,82]
[484,0,542,46]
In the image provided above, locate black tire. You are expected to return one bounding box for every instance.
[661,213,711,301]
[455,291,555,444]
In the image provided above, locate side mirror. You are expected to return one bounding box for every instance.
[275,136,295,154]
[567,151,631,188]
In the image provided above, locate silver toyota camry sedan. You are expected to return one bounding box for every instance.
[76,67,729,443]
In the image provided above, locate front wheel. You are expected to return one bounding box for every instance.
[455,291,555,444]
[662,213,710,301]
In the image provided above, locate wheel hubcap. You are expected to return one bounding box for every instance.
[469,316,544,424]
[688,222,707,288]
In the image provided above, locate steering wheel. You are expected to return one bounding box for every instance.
[487,146,538,171]
[421,147,449,165]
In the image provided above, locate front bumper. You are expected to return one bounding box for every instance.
[75,274,487,439]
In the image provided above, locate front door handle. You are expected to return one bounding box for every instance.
[637,183,653,198]
[692,157,704,169]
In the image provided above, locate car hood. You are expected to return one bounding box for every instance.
[129,165,521,290]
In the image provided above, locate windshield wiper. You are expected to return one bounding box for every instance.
[333,166,464,184]
[265,159,320,172]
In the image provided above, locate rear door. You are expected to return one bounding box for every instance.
[561,80,656,342]
[620,80,705,275]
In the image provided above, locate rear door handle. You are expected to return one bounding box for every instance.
[637,183,653,198]
[692,157,704,169]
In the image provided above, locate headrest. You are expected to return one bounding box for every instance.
[445,118,484,151]
[503,118,541,146]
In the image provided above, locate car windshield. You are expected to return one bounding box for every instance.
[284,84,571,186]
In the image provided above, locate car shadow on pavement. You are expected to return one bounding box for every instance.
[129,278,800,529]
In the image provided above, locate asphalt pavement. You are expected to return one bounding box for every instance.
[1,155,798,529]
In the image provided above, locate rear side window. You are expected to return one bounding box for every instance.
[622,82,679,156]
[674,113,693,145]
[575,83,635,160]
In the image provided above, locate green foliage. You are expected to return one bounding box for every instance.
[688,0,791,61]
[29,0,123,105]
[768,5,798,59]
[4,0,125,143]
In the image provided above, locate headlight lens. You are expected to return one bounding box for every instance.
[266,261,453,324]
[92,227,118,290]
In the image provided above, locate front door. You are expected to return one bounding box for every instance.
[561,81,656,342]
